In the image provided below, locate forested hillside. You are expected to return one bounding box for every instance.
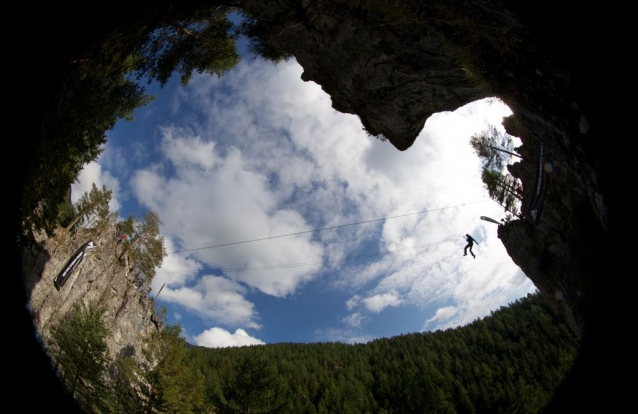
[38,288,579,412]
[188,293,578,413]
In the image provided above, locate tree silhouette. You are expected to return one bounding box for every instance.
[482,169,522,215]
[470,125,522,170]
[471,125,522,215]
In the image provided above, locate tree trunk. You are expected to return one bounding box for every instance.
[65,198,101,231]
[487,145,522,159]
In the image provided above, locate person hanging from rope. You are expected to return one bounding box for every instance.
[464,234,478,258]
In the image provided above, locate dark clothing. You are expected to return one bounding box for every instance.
[464,235,477,257]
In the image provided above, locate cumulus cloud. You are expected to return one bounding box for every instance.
[342,312,365,328]
[131,143,324,297]
[161,127,220,170]
[425,306,458,326]
[193,327,265,348]
[152,238,203,293]
[363,292,403,313]
[72,159,121,212]
[158,275,260,329]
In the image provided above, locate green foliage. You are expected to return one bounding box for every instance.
[189,293,579,414]
[140,323,207,413]
[107,323,207,413]
[236,16,293,64]
[56,186,74,228]
[64,183,114,231]
[214,348,292,413]
[21,2,243,238]
[21,60,154,237]
[109,345,144,412]
[49,302,114,413]
[482,168,521,216]
[118,211,166,292]
[130,4,241,86]
[470,125,519,171]
[471,125,523,215]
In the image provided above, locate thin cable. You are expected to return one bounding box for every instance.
[218,238,455,272]
[166,199,487,255]
[159,237,455,277]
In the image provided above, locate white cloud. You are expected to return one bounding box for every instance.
[342,312,365,328]
[152,238,202,293]
[161,127,220,170]
[192,327,265,348]
[158,275,260,329]
[72,159,121,212]
[425,306,458,326]
[131,144,324,298]
[363,292,403,313]
[345,295,361,311]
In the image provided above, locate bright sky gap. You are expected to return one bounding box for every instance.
[72,58,536,348]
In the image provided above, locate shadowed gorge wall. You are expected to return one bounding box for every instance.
[236,0,611,341]
[14,0,620,411]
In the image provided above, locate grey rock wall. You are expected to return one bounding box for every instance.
[22,225,160,362]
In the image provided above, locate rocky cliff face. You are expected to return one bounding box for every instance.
[236,0,614,343]
[22,225,161,362]
[240,0,486,150]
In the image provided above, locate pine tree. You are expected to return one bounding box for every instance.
[118,211,166,292]
[139,323,207,413]
[471,125,523,215]
[109,345,144,412]
[97,3,242,87]
[49,302,114,413]
[481,168,522,215]
[470,125,521,171]
[65,183,113,231]
[215,349,292,413]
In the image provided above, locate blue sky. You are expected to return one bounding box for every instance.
[71,55,536,348]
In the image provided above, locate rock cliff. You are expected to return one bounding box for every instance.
[22,225,161,363]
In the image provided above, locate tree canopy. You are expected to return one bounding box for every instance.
[21,2,245,237]
[64,183,114,231]
[118,211,166,292]
[49,302,113,413]
[46,292,578,413]
[471,125,523,215]
[133,322,207,412]
[470,124,520,171]
[214,349,292,413]
[187,292,579,414]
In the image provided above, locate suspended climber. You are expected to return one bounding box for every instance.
[463,234,478,258]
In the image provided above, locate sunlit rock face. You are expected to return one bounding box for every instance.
[239,0,613,342]
[22,226,160,362]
